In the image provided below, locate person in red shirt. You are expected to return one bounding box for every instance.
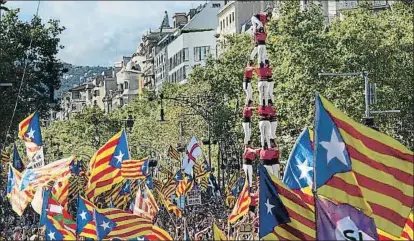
[266,101,277,142]
[265,59,274,103]
[258,105,271,149]
[257,140,280,178]
[250,27,268,66]
[243,140,258,187]
[256,62,269,107]
[242,100,254,145]
[251,11,272,34]
[243,60,255,105]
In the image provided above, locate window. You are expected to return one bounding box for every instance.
[220,21,222,30]
[72,91,80,100]
[194,46,210,61]
[229,14,232,24]
[232,12,235,22]
[212,3,220,8]
[226,16,228,26]
[194,47,201,62]
[124,81,129,89]
[183,48,189,61]
[94,90,100,97]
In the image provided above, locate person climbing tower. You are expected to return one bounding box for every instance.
[267,100,277,142]
[265,59,274,103]
[243,60,255,105]
[256,62,269,107]
[257,139,280,178]
[242,141,258,188]
[250,27,268,66]
[251,11,272,34]
[258,105,271,149]
[242,100,254,145]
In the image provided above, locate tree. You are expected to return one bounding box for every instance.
[0,9,65,146]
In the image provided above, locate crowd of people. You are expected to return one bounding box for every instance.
[0,199,44,241]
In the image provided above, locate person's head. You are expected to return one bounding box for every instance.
[259,62,264,68]
[245,141,252,148]
[270,139,277,148]
[265,59,270,66]
[248,59,254,66]
[247,99,253,107]
[258,27,264,33]
[266,12,272,20]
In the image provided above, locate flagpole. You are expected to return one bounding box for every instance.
[156,189,178,229]
[312,92,319,240]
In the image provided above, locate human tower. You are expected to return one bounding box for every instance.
[241,11,280,189]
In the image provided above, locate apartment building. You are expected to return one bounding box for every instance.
[301,0,393,23]
[135,1,223,92]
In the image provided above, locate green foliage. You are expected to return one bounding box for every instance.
[0,9,66,145]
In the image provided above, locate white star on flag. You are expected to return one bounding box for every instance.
[115,151,124,163]
[319,130,348,166]
[100,220,110,230]
[297,159,313,185]
[48,231,56,240]
[27,128,35,139]
[79,210,87,220]
[265,198,275,214]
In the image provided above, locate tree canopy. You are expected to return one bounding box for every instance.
[0,9,66,147]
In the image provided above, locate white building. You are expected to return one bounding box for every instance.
[153,1,223,91]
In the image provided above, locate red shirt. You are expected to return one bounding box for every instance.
[257,106,269,117]
[243,107,253,118]
[243,147,256,161]
[250,194,258,206]
[265,106,276,118]
[257,148,280,160]
[266,66,272,78]
[255,31,266,43]
[244,66,255,79]
[256,68,268,81]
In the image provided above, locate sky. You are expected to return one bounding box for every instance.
[4,1,202,66]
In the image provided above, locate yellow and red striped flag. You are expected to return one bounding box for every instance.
[77,196,98,239]
[164,199,182,218]
[145,225,173,241]
[167,145,180,161]
[378,211,414,240]
[121,158,149,179]
[51,176,70,209]
[6,165,35,216]
[99,208,153,239]
[262,167,315,240]
[86,130,130,200]
[314,94,413,237]
[228,179,250,224]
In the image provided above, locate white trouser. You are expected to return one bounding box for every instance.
[258,44,267,65]
[250,45,268,65]
[242,122,251,145]
[250,46,258,61]
[267,81,274,103]
[259,120,271,148]
[243,164,253,187]
[258,81,269,106]
[270,120,277,139]
[251,16,263,34]
[264,164,280,179]
[243,81,252,105]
